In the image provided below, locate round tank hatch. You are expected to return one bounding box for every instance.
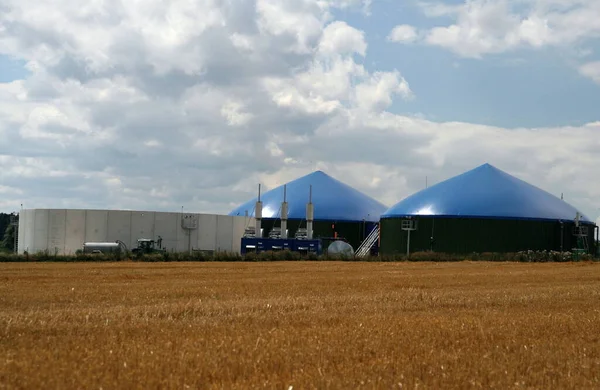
[327,240,354,257]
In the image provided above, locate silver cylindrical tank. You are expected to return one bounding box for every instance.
[83,242,121,254]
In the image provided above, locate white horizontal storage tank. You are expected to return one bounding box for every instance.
[17,208,255,255]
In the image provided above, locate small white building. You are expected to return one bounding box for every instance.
[17,208,255,255]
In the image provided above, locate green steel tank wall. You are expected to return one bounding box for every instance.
[380,217,597,255]
[258,218,375,251]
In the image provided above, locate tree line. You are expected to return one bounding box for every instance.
[0,212,18,252]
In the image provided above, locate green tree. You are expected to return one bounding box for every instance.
[1,213,18,252]
[0,213,11,242]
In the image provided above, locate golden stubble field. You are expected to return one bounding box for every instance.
[1,261,599,389]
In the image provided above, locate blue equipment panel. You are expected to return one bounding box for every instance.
[240,238,322,255]
[292,239,322,254]
[265,239,294,252]
[240,238,266,255]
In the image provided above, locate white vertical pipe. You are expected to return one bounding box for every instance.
[306,185,314,239]
[281,184,288,239]
[255,184,262,238]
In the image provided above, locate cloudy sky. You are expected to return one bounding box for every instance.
[1,0,599,223]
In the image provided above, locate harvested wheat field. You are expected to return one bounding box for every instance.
[1,261,600,389]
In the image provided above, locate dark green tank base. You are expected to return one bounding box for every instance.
[380,216,597,255]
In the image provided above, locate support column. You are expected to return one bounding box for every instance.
[306,185,314,240]
[281,185,288,239]
[255,184,263,238]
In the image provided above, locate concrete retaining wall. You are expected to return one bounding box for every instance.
[17,209,254,255]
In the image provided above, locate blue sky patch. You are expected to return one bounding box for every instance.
[0,55,29,82]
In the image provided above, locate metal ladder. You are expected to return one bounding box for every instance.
[579,234,589,252]
[572,213,590,253]
[573,223,589,252]
[355,224,379,257]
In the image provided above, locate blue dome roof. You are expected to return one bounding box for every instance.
[229,170,387,222]
[382,163,592,223]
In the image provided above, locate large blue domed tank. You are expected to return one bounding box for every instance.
[382,163,592,222]
[230,170,387,222]
[380,163,596,255]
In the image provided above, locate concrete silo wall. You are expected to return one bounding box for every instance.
[65,210,86,251]
[85,210,109,242]
[17,209,254,255]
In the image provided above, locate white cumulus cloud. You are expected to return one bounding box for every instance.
[389,0,600,58]
[319,21,368,56]
[387,25,419,43]
[579,61,600,84]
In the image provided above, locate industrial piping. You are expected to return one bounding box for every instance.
[306,185,314,239]
[255,184,262,238]
[281,185,288,239]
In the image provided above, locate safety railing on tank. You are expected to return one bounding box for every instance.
[355,225,379,257]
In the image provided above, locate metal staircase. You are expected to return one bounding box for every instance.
[355,224,379,257]
[571,213,590,261]
[581,235,589,252]
[573,212,589,253]
[575,226,589,252]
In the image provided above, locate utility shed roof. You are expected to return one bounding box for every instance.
[229,170,387,222]
[382,163,593,223]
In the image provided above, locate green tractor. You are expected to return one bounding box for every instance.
[131,236,165,255]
